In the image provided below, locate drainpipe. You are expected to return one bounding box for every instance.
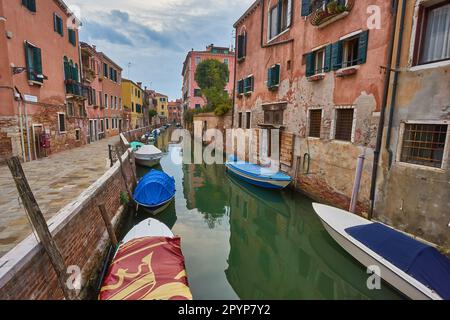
[24,101,32,162]
[13,86,27,162]
[231,27,237,129]
[350,152,366,213]
[260,0,265,48]
[369,0,403,220]
[385,0,407,166]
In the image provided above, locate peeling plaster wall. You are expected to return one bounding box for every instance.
[374,0,450,249]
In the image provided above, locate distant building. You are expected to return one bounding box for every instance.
[154,92,169,125]
[0,0,84,162]
[181,44,235,113]
[168,100,182,124]
[121,79,144,129]
[80,42,123,141]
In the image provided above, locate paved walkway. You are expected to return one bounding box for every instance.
[0,136,121,258]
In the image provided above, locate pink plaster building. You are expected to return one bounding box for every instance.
[181,44,235,113]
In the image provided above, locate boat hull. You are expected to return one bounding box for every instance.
[137,196,175,215]
[225,164,291,190]
[135,155,163,168]
[313,203,441,300]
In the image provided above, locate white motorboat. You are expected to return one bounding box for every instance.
[313,203,450,300]
[134,145,163,167]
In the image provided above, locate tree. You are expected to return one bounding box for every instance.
[194,59,231,117]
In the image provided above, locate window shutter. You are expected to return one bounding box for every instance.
[273,64,280,85]
[34,47,42,76]
[301,0,311,17]
[331,41,343,70]
[54,13,57,32]
[358,30,369,64]
[324,44,332,72]
[237,35,244,59]
[243,33,247,57]
[267,68,272,88]
[24,43,33,81]
[286,0,293,27]
[28,0,36,12]
[250,76,254,92]
[306,52,315,77]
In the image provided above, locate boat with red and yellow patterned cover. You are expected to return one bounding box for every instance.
[99,219,192,300]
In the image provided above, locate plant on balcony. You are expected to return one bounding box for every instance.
[310,0,354,27]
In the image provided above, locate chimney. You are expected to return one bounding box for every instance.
[137,82,142,88]
[206,43,214,51]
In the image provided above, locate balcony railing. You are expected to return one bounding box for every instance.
[65,81,86,99]
[82,68,96,82]
[309,0,354,27]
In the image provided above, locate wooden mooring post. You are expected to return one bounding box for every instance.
[97,204,118,247]
[115,146,134,203]
[6,157,77,300]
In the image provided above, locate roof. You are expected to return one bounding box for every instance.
[80,42,122,70]
[54,0,82,25]
[182,45,235,76]
[233,0,261,28]
[122,78,143,89]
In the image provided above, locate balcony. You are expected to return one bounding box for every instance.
[82,68,96,82]
[309,0,354,28]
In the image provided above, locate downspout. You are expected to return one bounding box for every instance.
[260,0,265,48]
[369,0,404,220]
[385,0,407,167]
[231,28,237,129]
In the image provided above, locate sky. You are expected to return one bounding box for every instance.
[64,0,254,100]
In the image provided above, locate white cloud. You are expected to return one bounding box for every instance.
[64,0,253,99]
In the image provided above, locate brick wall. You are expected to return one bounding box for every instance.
[0,149,135,300]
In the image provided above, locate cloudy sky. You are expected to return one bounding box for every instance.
[64,0,254,100]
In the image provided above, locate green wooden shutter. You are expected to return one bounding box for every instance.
[301,0,311,16]
[324,44,332,72]
[331,41,343,70]
[306,52,315,77]
[237,35,244,59]
[273,64,280,85]
[358,30,369,64]
[24,43,34,81]
[68,29,76,46]
[267,68,272,88]
[54,13,57,32]
[34,47,42,80]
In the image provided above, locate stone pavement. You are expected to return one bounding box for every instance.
[0,136,121,258]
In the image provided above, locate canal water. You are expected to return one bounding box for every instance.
[124,129,405,300]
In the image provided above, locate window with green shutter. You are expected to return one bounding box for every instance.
[334,31,370,70]
[237,33,247,60]
[54,14,64,36]
[237,79,244,95]
[305,52,315,77]
[331,41,343,70]
[22,0,36,12]
[68,29,76,46]
[24,42,43,83]
[244,76,254,93]
[267,64,280,89]
[301,0,311,17]
[103,63,108,78]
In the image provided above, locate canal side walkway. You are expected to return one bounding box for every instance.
[0,136,121,258]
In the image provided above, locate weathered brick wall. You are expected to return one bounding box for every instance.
[0,151,135,300]
[122,126,153,144]
[0,117,18,163]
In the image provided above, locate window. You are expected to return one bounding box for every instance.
[111,96,114,109]
[332,31,369,70]
[237,79,245,95]
[78,105,84,117]
[244,76,254,93]
[68,28,76,46]
[67,102,74,117]
[224,58,229,65]
[24,42,43,83]
[105,93,108,108]
[267,64,281,89]
[237,32,247,60]
[53,14,63,36]
[119,98,122,109]
[195,57,201,65]
[400,123,448,168]
[246,112,251,129]
[100,119,104,133]
[334,109,354,141]
[103,63,108,78]
[306,45,332,77]
[194,89,202,97]
[309,109,322,138]
[110,67,114,80]
[264,110,284,126]
[269,0,292,40]
[99,91,103,107]
[22,0,36,12]
[415,2,450,65]
[58,113,66,133]
[106,118,109,130]
[195,104,201,110]
[75,129,81,141]
[238,112,243,128]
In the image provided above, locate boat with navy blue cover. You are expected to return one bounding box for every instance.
[133,170,176,215]
[313,203,450,300]
[225,156,292,190]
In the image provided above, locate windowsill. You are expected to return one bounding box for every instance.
[267,28,290,44]
[395,161,445,173]
[307,73,326,82]
[237,57,246,63]
[332,139,353,145]
[336,65,359,77]
[408,59,450,72]
[307,136,321,140]
[244,91,253,96]
[268,85,280,91]
[59,131,67,134]
[28,80,43,87]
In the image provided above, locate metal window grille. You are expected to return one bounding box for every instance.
[309,110,322,138]
[335,109,354,141]
[400,124,447,168]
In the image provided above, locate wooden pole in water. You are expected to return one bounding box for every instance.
[115,146,134,203]
[127,149,138,187]
[97,204,118,247]
[6,157,77,300]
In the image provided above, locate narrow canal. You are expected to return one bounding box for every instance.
[123,129,405,300]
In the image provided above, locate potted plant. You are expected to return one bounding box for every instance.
[326,0,338,14]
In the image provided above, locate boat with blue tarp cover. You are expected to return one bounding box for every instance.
[225,156,292,190]
[134,170,176,215]
[313,203,450,300]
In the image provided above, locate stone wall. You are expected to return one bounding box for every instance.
[0,139,135,300]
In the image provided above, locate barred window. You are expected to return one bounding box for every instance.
[400,123,447,168]
[335,109,354,141]
[309,109,322,138]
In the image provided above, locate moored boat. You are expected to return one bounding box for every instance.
[133,170,176,215]
[313,203,450,300]
[225,157,292,190]
[134,145,163,168]
[130,141,145,151]
[99,218,193,300]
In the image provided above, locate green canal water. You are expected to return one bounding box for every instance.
[125,130,405,300]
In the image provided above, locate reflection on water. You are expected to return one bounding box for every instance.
[124,130,405,300]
